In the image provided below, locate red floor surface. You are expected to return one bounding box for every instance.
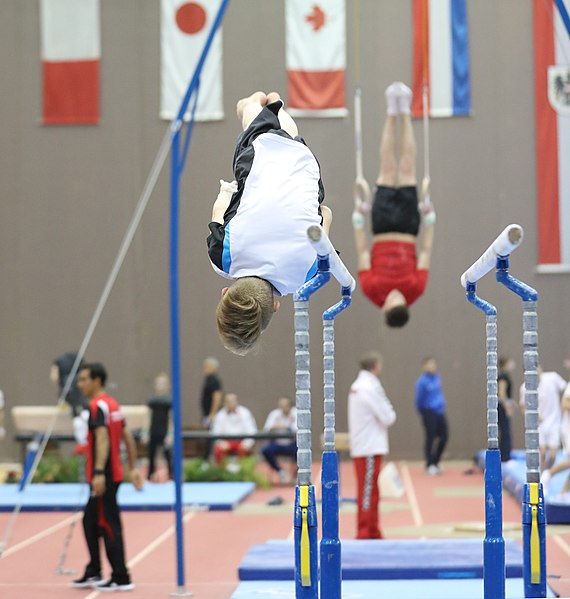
[0,461,569,598]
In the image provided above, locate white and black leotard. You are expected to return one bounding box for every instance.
[207,100,325,296]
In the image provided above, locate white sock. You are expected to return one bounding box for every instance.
[385,83,400,116]
[397,82,412,115]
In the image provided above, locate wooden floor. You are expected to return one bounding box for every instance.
[0,460,569,598]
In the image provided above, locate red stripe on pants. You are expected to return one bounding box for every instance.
[353,455,383,539]
[97,497,115,541]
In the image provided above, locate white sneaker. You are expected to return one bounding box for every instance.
[396,82,413,114]
[385,82,400,116]
[426,465,440,476]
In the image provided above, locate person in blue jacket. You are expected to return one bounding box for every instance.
[415,357,448,475]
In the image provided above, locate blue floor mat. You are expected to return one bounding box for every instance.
[238,538,524,581]
[231,578,556,598]
[0,481,255,511]
[475,449,570,524]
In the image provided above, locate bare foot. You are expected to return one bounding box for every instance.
[236,91,267,120]
[266,91,281,104]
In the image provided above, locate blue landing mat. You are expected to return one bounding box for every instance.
[238,539,524,581]
[475,449,570,524]
[231,579,556,598]
[0,481,255,512]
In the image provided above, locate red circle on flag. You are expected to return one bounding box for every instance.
[176,2,206,35]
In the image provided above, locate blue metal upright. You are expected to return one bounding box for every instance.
[293,231,354,599]
[465,283,505,599]
[168,1,230,593]
[320,286,351,599]
[496,257,545,599]
[293,256,330,599]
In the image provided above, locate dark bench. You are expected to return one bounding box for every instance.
[15,430,296,461]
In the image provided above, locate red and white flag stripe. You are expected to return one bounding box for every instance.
[533,0,570,269]
[286,0,347,117]
[40,0,100,125]
[160,0,224,122]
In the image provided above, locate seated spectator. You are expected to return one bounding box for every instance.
[261,397,297,484]
[212,393,257,463]
[541,381,570,501]
[147,372,173,480]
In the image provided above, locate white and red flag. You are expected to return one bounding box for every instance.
[411,0,471,118]
[286,0,347,117]
[40,0,100,125]
[533,0,570,270]
[160,0,224,121]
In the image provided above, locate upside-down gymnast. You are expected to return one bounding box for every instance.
[207,91,332,355]
[352,82,436,328]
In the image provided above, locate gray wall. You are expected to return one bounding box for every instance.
[1,0,569,460]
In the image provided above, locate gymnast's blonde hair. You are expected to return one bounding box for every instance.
[216,277,275,355]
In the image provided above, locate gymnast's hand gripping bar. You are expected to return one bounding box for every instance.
[460,224,523,287]
[307,225,356,292]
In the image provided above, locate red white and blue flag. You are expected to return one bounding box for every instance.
[160,0,224,121]
[533,0,570,270]
[40,0,101,125]
[412,0,471,118]
[286,0,347,117]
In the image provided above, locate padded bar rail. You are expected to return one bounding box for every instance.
[460,225,523,287]
[307,225,356,291]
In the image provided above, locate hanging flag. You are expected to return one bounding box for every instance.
[40,0,100,125]
[533,0,570,270]
[160,0,224,121]
[411,0,470,118]
[286,0,347,117]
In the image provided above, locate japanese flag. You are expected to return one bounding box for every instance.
[286,0,347,117]
[40,0,100,125]
[160,0,224,121]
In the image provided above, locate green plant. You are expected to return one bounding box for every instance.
[32,454,82,483]
[183,457,270,488]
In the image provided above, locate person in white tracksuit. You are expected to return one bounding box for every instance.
[348,352,396,539]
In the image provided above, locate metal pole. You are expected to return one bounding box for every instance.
[167,2,231,594]
[465,283,505,599]
[169,124,190,596]
[294,296,318,599]
[496,257,545,598]
[293,256,330,599]
[320,288,351,599]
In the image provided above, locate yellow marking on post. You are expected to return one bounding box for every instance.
[530,482,539,504]
[300,485,311,586]
[529,483,541,584]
